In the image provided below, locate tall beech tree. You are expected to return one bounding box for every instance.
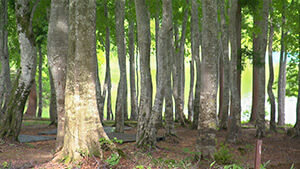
[196,0,218,159]
[227,0,241,142]
[115,0,127,132]
[253,0,269,138]
[47,0,68,151]
[277,0,287,126]
[0,0,38,141]
[0,0,11,116]
[218,0,230,130]
[135,0,153,148]
[54,0,112,162]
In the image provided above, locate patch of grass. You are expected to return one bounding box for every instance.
[22,120,51,126]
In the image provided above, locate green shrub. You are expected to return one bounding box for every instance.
[214,144,235,165]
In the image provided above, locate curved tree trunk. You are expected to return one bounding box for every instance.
[268,0,276,132]
[0,0,38,141]
[47,0,68,152]
[135,0,153,148]
[196,0,218,159]
[115,0,127,132]
[104,0,113,121]
[55,0,112,162]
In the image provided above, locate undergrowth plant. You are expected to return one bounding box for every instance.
[99,137,123,167]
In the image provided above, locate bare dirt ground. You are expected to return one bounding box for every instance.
[0,122,300,169]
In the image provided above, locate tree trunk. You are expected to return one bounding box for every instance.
[55,0,112,162]
[0,0,11,115]
[268,0,276,132]
[196,0,218,159]
[48,67,57,126]
[278,1,286,126]
[254,0,269,138]
[37,43,43,118]
[0,0,38,141]
[104,0,113,121]
[236,2,242,97]
[25,80,37,117]
[189,0,199,122]
[135,0,153,148]
[226,0,241,143]
[173,3,188,125]
[115,0,127,132]
[218,0,230,130]
[129,18,138,121]
[47,0,68,152]
[192,0,201,130]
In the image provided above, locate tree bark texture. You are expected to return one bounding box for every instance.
[104,0,113,121]
[25,80,37,117]
[278,1,287,126]
[135,0,153,148]
[56,0,111,162]
[191,0,201,130]
[253,0,269,138]
[47,0,68,151]
[268,1,276,132]
[115,0,127,132]
[189,0,199,122]
[218,0,230,130]
[48,67,57,126]
[163,0,174,136]
[37,44,43,118]
[226,0,241,143]
[0,0,38,141]
[0,0,11,115]
[196,0,218,159]
[173,3,188,125]
[129,19,138,121]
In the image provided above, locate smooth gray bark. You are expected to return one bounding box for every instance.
[192,0,201,130]
[129,19,138,121]
[254,0,269,138]
[226,0,241,143]
[135,0,153,148]
[278,1,287,126]
[104,0,113,121]
[47,0,68,151]
[48,67,57,126]
[54,0,111,162]
[115,0,127,132]
[196,0,218,159]
[218,0,230,130]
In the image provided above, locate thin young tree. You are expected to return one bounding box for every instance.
[268,0,276,132]
[115,0,127,132]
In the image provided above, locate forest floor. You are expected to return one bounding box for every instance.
[0,121,300,169]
